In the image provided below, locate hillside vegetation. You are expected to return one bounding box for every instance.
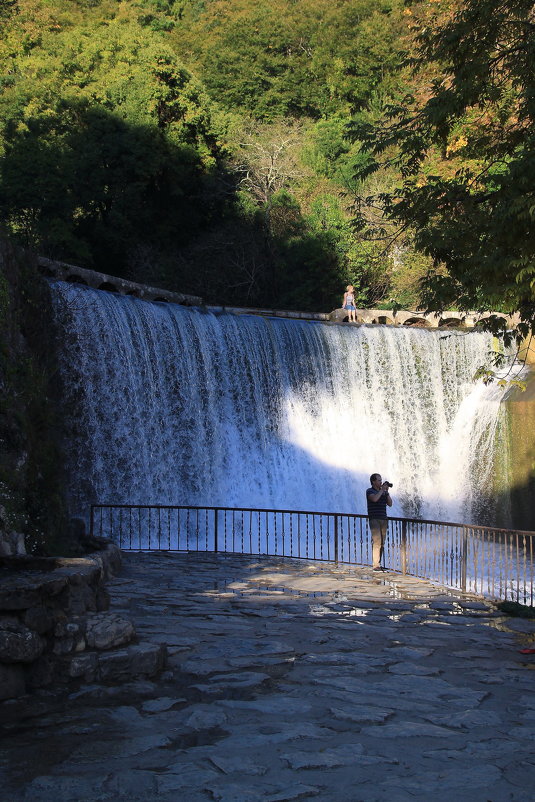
[0,0,533,332]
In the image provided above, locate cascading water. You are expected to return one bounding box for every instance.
[50,281,509,526]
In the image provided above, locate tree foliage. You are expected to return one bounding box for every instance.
[0,5,232,276]
[8,0,524,316]
[350,0,535,338]
[170,0,405,120]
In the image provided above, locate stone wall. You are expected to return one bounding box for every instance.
[0,544,166,700]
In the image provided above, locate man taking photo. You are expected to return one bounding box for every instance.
[366,473,393,571]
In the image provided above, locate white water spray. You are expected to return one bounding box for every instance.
[51,281,508,525]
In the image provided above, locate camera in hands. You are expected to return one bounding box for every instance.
[384,481,393,488]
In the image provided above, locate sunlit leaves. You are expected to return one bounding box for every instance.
[349,0,535,339]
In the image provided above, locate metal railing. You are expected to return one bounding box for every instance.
[90,504,535,605]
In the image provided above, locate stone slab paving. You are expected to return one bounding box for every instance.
[2,553,535,801]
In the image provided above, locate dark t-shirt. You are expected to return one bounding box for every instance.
[366,487,388,519]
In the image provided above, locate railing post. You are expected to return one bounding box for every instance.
[89,505,95,539]
[461,526,468,592]
[214,508,219,553]
[401,519,407,575]
[334,515,339,562]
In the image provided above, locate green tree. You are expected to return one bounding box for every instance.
[350,0,535,340]
[0,10,230,277]
[171,0,405,121]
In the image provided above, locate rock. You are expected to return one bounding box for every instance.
[184,705,228,729]
[389,661,441,675]
[62,581,97,615]
[97,642,166,681]
[95,585,110,611]
[426,709,502,729]
[205,781,321,802]
[283,750,349,770]
[53,636,75,655]
[27,655,55,688]
[0,584,41,611]
[23,605,55,634]
[209,754,267,776]
[21,774,106,801]
[218,697,312,715]
[361,721,457,738]
[141,696,186,713]
[329,705,394,724]
[0,505,26,556]
[0,663,25,699]
[328,307,349,323]
[0,621,44,663]
[156,764,220,794]
[85,613,135,650]
[67,653,97,680]
[0,530,26,557]
[102,769,157,797]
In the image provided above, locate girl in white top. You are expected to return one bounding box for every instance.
[342,284,357,323]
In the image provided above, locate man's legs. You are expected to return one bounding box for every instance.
[370,518,388,568]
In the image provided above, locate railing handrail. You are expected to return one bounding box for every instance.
[90,503,535,538]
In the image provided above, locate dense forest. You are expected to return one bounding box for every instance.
[0,0,534,327]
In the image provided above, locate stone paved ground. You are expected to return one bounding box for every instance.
[2,552,535,802]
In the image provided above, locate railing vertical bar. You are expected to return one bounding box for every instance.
[529,537,533,606]
[334,515,339,563]
[167,508,170,550]
[490,532,501,596]
[515,532,520,603]
[461,526,468,593]
[401,519,407,575]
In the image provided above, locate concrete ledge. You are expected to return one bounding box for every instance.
[205,305,329,322]
[38,257,202,306]
[329,307,521,329]
[37,255,520,329]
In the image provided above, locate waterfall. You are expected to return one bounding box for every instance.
[50,281,509,526]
